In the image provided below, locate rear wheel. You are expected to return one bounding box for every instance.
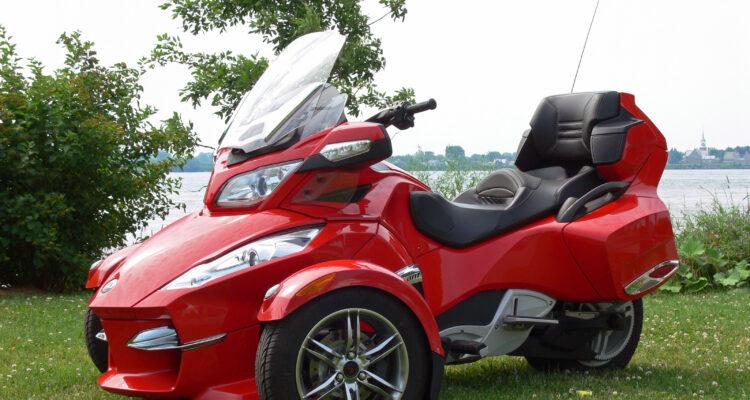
[256,288,429,399]
[526,299,642,371]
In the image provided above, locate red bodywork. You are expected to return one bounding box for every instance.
[87,93,677,399]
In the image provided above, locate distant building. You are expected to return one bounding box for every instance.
[724,150,740,163]
[683,131,717,163]
[683,150,701,163]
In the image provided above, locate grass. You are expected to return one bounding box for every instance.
[1,290,749,399]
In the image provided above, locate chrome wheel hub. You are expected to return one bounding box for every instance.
[296,308,409,399]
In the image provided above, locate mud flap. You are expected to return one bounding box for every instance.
[430,352,445,399]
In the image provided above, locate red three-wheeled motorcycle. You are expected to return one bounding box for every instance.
[85,31,678,399]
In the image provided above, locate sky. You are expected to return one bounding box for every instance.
[2,0,749,156]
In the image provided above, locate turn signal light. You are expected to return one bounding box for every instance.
[297,273,336,297]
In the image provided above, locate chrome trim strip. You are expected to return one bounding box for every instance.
[396,264,422,285]
[502,315,559,328]
[624,259,680,295]
[127,326,226,351]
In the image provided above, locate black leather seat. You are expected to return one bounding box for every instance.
[410,91,622,248]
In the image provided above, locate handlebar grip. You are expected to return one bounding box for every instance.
[406,98,437,114]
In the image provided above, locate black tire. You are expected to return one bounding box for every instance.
[256,287,429,400]
[84,307,108,373]
[526,299,643,372]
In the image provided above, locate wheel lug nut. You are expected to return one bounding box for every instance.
[336,373,344,382]
[358,372,367,380]
[347,351,356,359]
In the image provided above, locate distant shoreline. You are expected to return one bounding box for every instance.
[170,165,750,173]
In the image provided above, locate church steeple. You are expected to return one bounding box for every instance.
[700,130,706,150]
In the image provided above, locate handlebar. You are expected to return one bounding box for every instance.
[406,98,437,114]
[365,98,437,130]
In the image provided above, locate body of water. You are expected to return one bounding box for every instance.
[139,169,750,240]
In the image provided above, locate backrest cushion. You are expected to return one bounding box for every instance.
[528,91,620,162]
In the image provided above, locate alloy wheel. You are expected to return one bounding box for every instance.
[295,308,409,400]
[577,301,636,367]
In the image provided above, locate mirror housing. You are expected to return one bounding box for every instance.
[297,125,392,173]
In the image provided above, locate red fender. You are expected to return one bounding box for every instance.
[86,243,141,289]
[257,260,444,356]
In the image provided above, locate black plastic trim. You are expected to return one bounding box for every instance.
[590,109,643,166]
[435,290,505,331]
[226,127,303,167]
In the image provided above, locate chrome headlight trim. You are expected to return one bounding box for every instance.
[161,226,322,291]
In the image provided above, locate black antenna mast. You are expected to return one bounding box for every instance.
[571,0,601,93]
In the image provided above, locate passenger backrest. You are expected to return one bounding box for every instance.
[515,91,620,171]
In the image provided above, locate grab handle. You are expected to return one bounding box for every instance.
[556,181,630,223]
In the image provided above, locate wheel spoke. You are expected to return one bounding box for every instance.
[364,333,398,357]
[366,370,402,393]
[355,310,361,355]
[591,333,602,354]
[344,382,360,400]
[303,346,337,368]
[363,334,402,367]
[304,373,340,399]
[346,310,354,353]
[309,338,342,359]
[359,378,395,399]
[318,382,343,400]
[598,332,612,354]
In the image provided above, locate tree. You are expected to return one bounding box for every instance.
[150,0,414,122]
[668,148,684,164]
[487,151,502,161]
[0,27,197,291]
[445,145,465,159]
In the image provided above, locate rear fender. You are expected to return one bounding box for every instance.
[258,260,444,356]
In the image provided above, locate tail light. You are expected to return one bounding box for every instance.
[624,260,679,295]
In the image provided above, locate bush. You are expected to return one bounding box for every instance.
[661,184,750,292]
[0,27,196,291]
[408,150,492,200]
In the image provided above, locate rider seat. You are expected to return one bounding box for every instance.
[410,91,626,248]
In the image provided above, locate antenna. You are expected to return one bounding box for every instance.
[571,0,601,93]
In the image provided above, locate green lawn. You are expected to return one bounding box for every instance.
[1,289,748,399]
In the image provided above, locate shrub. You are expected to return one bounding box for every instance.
[661,184,750,292]
[408,149,493,200]
[0,27,196,291]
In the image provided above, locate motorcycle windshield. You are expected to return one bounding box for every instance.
[219,31,347,153]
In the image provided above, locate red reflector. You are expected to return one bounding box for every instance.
[649,264,677,278]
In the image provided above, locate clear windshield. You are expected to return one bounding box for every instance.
[219,31,347,153]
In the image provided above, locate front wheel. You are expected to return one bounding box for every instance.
[526,299,643,371]
[256,288,429,399]
[84,307,108,373]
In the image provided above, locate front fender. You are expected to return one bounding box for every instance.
[258,260,444,356]
[85,243,141,289]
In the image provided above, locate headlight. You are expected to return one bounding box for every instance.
[216,160,301,207]
[161,227,322,290]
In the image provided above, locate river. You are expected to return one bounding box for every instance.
[137,169,750,240]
